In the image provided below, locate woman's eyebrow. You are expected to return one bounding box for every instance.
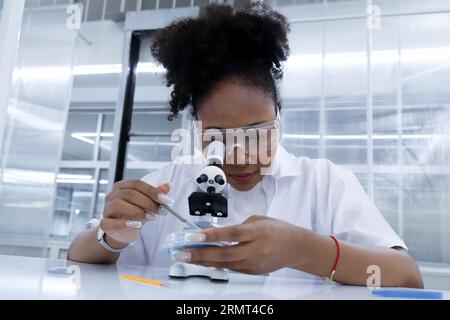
[204,120,267,130]
[246,120,267,126]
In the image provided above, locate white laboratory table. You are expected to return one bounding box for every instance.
[0,254,448,300]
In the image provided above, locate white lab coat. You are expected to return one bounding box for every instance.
[117,145,406,280]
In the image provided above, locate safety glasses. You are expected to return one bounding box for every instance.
[192,114,282,164]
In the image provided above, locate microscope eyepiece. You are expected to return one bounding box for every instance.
[196,174,208,184]
[214,175,225,185]
[195,166,226,193]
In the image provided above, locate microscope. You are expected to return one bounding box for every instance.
[189,140,228,226]
[164,140,231,281]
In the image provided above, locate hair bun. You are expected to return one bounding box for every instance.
[151,2,290,120]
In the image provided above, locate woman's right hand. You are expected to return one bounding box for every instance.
[99,180,174,249]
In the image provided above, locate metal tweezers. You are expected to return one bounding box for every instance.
[160,204,201,230]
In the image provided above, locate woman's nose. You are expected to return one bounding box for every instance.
[225,144,260,165]
[225,144,246,165]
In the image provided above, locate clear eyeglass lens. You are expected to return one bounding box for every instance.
[195,120,281,156]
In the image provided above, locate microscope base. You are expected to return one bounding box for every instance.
[169,263,229,282]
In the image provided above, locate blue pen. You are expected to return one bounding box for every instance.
[372,289,443,300]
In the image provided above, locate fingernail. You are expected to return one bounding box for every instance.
[171,251,191,263]
[126,220,142,229]
[157,193,174,206]
[184,232,206,242]
[145,213,156,221]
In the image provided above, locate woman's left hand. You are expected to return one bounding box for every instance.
[184,215,305,275]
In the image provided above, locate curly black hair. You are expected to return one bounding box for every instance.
[151,2,290,121]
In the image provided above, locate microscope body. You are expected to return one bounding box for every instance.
[189,165,228,219]
[167,141,231,281]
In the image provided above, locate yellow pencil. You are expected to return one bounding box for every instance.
[120,274,164,287]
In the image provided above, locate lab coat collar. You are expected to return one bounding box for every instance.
[264,145,302,180]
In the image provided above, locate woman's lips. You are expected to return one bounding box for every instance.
[227,171,258,184]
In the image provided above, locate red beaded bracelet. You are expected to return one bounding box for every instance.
[326,235,340,283]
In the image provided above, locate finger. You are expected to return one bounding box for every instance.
[244,215,268,223]
[191,259,250,273]
[201,224,256,243]
[104,198,146,220]
[187,243,251,263]
[157,182,171,194]
[113,189,159,213]
[114,180,174,205]
[154,182,174,205]
[100,217,146,232]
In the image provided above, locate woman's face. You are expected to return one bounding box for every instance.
[196,79,278,191]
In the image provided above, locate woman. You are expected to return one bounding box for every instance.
[68,3,423,288]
